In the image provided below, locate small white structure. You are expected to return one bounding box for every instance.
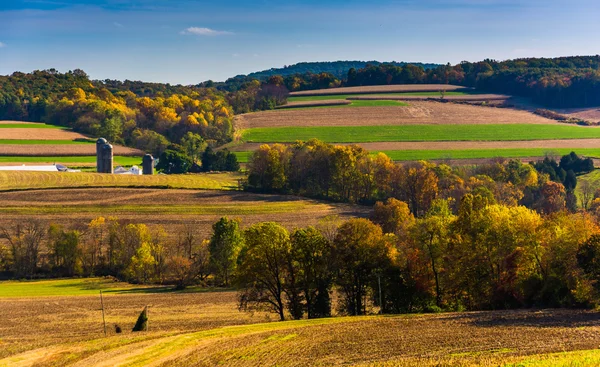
[0,164,80,172]
[114,165,142,175]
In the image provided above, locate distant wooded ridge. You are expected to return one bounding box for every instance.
[242,61,442,79]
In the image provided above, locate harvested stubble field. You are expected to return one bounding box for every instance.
[0,188,368,238]
[0,156,141,166]
[2,280,600,367]
[0,171,241,191]
[349,94,509,101]
[235,101,558,129]
[241,124,600,144]
[289,84,467,96]
[0,128,88,140]
[0,144,143,156]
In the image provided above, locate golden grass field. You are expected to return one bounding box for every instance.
[289,84,467,96]
[2,279,600,367]
[0,187,368,239]
[0,171,241,191]
[235,101,558,129]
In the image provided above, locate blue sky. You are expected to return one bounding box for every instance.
[0,0,599,84]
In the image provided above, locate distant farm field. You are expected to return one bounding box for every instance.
[0,122,65,129]
[1,282,600,367]
[0,139,93,145]
[234,148,600,163]
[0,188,368,239]
[241,124,600,143]
[0,171,241,191]
[235,101,557,129]
[289,84,467,96]
[287,91,470,102]
[280,100,409,109]
[0,155,141,165]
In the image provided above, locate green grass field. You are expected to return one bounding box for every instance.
[0,156,142,165]
[234,148,597,163]
[242,124,600,143]
[0,139,93,145]
[288,91,469,102]
[0,278,160,297]
[0,171,241,191]
[379,148,600,161]
[0,123,66,129]
[284,100,409,109]
[0,201,327,216]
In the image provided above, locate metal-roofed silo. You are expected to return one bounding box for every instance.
[142,154,154,175]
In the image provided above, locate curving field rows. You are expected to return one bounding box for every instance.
[2,305,600,367]
[289,84,468,96]
[0,171,241,191]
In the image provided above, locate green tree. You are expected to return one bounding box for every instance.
[333,218,395,315]
[209,217,244,286]
[237,222,292,321]
[156,150,193,174]
[125,242,157,283]
[290,227,333,318]
[180,132,206,164]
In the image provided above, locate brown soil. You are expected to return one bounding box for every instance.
[290,84,466,96]
[235,101,558,129]
[0,144,143,156]
[278,100,351,108]
[0,128,88,140]
[558,107,600,122]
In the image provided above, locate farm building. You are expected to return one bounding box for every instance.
[114,165,142,175]
[0,164,80,172]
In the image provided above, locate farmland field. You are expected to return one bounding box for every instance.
[289,84,468,96]
[241,124,600,143]
[287,91,471,102]
[0,187,368,238]
[0,156,142,165]
[0,171,241,191]
[234,148,600,163]
[2,279,600,366]
[280,100,409,109]
[235,101,557,129]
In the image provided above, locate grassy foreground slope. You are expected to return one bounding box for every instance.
[242,124,600,143]
[0,171,241,191]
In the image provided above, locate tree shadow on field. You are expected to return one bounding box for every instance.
[441,309,600,329]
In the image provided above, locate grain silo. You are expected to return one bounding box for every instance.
[101,143,114,174]
[142,154,154,175]
[96,138,107,173]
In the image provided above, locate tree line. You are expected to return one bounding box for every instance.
[0,69,286,159]
[4,204,600,319]
[224,56,600,109]
[244,140,594,216]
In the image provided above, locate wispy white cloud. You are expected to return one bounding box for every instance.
[0,42,5,48]
[180,27,233,36]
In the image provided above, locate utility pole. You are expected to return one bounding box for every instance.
[100,290,107,337]
[377,273,383,315]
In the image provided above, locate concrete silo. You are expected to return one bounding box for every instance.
[96,138,107,173]
[142,154,154,175]
[101,143,114,174]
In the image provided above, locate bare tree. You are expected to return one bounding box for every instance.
[580,179,596,210]
[0,220,46,277]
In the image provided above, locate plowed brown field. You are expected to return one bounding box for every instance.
[0,128,88,140]
[235,101,557,129]
[0,144,143,156]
